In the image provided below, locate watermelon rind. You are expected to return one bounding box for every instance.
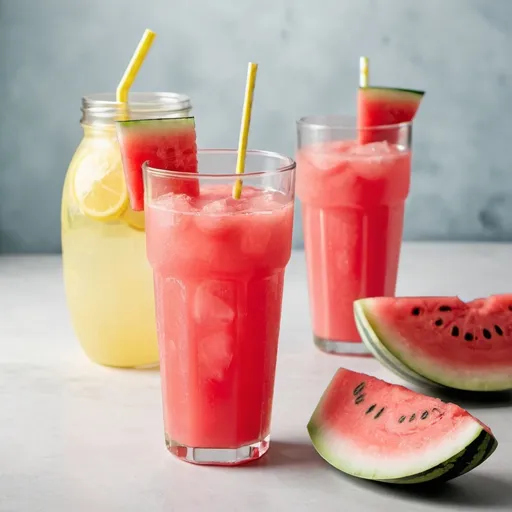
[359,86,425,102]
[117,116,195,130]
[307,370,498,484]
[354,301,440,388]
[357,299,512,392]
[308,421,495,484]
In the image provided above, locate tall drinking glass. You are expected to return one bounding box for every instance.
[296,116,412,355]
[144,150,296,465]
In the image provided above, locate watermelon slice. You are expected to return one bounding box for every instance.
[117,117,198,211]
[354,295,512,392]
[354,308,439,389]
[308,368,498,484]
[357,86,424,144]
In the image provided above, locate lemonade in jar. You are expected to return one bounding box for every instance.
[61,92,192,367]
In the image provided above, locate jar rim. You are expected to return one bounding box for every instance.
[81,92,192,124]
[82,92,191,110]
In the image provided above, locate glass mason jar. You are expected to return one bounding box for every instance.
[61,92,192,368]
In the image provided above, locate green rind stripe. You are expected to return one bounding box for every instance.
[354,315,420,384]
[117,116,195,129]
[457,433,497,477]
[309,419,496,485]
[458,434,491,477]
[384,430,496,484]
[359,86,425,98]
[354,303,437,387]
[461,434,498,476]
[419,430,495,483]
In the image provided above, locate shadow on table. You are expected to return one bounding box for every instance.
[107,365,161,374]
[241,440,323,470]
[417,387,512,409]
[346,471,512,509]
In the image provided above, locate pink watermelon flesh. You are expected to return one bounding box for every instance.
[359,295,512,391]
[357,86,424,145]
[308,368,497,483]
[117,117,198,211]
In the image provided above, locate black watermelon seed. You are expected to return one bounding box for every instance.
[495,325,503,336]
[365,404,376,415]
[464,332,474,342]
[439,305,451,312]
[434,318,443,327]
[353,382,366,396]
[482,328,492,340]
[509,305,512,311]
[409,413,416,422]
[355,394,366,405]
[451,326,459,337]
[421,411,429,420]
[411,307,421,316]
[398,415,406,423]
[374,407,385,419]
[432,407,442,416]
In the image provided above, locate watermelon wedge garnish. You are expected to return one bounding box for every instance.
[355,294,512,392]
[357,86,425,144]
[117,117,198,211]
[308,368,498,484]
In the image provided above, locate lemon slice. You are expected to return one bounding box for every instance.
[73,151,129,221]
[122,206,146,231]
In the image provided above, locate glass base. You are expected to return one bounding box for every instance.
[165,435,270,466]
[314,334,370,356]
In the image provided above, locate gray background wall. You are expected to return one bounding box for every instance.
[0,0,511,253]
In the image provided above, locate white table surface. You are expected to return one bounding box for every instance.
[1,243,512,512]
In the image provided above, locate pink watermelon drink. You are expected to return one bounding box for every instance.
[296,135,411,351]
[296,87,424,355]
[144,150,296,465]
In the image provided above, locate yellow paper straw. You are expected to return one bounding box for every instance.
[232,62,259,200]
[116,29,157,103]
[359,56,370,87]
